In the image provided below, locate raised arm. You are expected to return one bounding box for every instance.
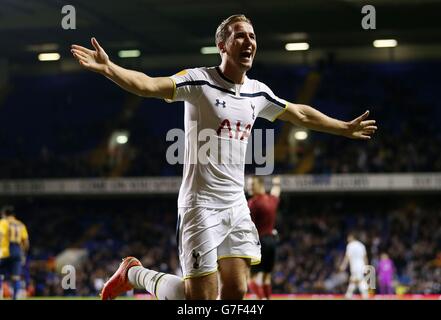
[71,38,174,99]
[278,103,377,140]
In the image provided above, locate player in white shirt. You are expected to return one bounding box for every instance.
[339,233,370,299]
[71,14,377,300]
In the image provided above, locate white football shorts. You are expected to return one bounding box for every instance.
[177,200,261,279]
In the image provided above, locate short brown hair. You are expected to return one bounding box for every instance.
[215,14,253,45]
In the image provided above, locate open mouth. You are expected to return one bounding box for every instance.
[240,51,252,59]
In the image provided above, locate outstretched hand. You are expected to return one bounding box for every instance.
[345,110,377,140]
[71,37,110,73]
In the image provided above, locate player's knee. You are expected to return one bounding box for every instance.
[221,281,248,300]
[185,286,217,300]
[185,276,218,300]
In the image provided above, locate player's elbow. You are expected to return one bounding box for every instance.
[133,74,156,98]
[295,105,312,125]
[139,81,154,97]
[139,82,161,98]
[284,104,308,126]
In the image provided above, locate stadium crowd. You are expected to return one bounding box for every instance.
[10,196,440,297]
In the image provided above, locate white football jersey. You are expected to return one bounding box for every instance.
[346,240,367,272]
[167,67,287,208]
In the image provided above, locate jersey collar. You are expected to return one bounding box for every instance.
[215,66,249,96]
[215,66,235,84]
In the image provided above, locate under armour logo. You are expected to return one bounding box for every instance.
[192,250,201,269]
[251,104,256,120]
[215,99,226,108]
